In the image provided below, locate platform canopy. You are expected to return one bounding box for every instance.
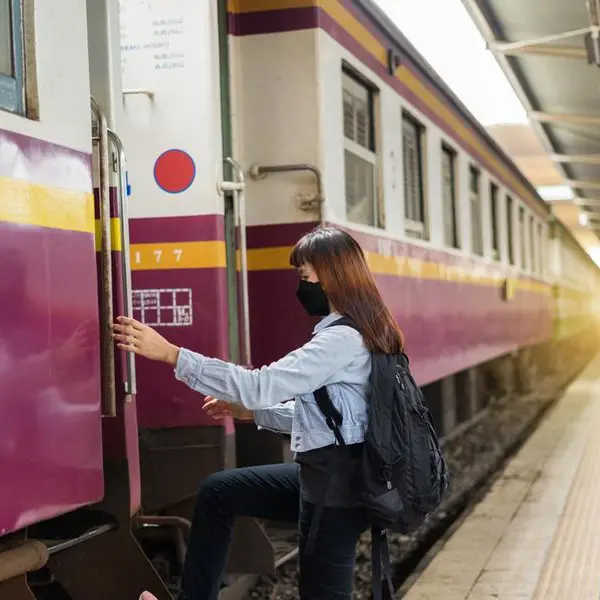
[462,0,600,235]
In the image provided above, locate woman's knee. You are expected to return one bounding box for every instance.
[195,469,236,513]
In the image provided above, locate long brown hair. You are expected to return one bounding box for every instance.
[290,226,404,353]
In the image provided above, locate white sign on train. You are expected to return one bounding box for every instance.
[118,0,224,220]
[132,288,193,327]
[119,0,187,78]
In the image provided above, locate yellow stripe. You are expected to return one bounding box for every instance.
[0,176,94,233]
[519,279,551,295]
[368,253,549,294]
[229,0,314,11]
[246,244,551,294]
[230,0,540,210]
[247,246,293,271]
[554,284,596,298]
[94,218,123,252]
[90,230,549,294]
[130,241,226,270]
[88,233,551,294]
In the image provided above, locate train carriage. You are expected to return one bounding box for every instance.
[0,0,599,599]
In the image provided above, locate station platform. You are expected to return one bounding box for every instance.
[404,351,600,600]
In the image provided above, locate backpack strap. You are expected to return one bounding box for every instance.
[326,315,360,333]
[313,387,346,447]
[371,528,395,600]
[305,385,347,553]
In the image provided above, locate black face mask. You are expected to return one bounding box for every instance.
[296,280,330,316]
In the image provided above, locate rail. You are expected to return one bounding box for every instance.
[90,96,117,418]
[46,524,115,555]
[107,128,137,398]
[219,158,251,365]
[248,163,324,213]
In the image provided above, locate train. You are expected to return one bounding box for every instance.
[1,0,599,598]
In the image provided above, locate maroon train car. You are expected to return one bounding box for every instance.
[1,0,599,599]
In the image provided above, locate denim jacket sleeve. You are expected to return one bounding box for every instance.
[253,401,295,434]
[173,325,363,410]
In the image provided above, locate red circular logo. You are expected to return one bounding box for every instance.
[154,149,196,194]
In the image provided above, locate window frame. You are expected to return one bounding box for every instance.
[489,181,500,260]
[506,195,515,265]
[529,215,537,275]
[402,110,427,240]
[518,204,527,271]
[0,0,24,114]
[536,221,544,276]
[341,67,381,228]
[441,143,459,249]
[469,165,483,256]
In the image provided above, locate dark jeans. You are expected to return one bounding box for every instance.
[179,463,368,600]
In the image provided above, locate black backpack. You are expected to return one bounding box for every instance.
[311,317,449,600]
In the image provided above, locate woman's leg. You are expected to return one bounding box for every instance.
[180,462,300,600]
[298,501,368,600]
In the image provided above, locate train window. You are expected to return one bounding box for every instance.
[537,222,544,275]
[0,1,10,75]
[342,71,380,228]
[469,166,483,255]
[490,182,500,260]
[529,216,536,274]
[403,112,427,240]
[519,206,527,270]
[0,0,24,114]
[506,195,515,265]
[441,144,459,248]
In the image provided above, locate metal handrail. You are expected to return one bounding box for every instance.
[108,128,137,397]
[248,162,324,215]
[91,96,117,417]
[220,158,251,365]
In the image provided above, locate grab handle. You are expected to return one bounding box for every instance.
[220,158,250,365]
[91,96,117,417]
[108,128,137,398]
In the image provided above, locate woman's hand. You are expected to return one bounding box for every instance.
[111,316,180,365]
[202,396,254,421]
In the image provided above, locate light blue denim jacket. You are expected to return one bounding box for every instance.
[174,312,371,453]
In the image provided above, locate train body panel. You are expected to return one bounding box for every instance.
[550,219,600,340]
[117,0,233,431]
[0,0,104,534]
[246,221,552,385]
[230,27,321,227]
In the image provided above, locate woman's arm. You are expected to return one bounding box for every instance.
[202,397,294,434]
[112,316,362,410]
[254,401,295,434]
[173,325,360,409]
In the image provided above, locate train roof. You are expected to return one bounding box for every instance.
[355,0,550,216]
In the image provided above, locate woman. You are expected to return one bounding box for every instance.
[112,226,404,600]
